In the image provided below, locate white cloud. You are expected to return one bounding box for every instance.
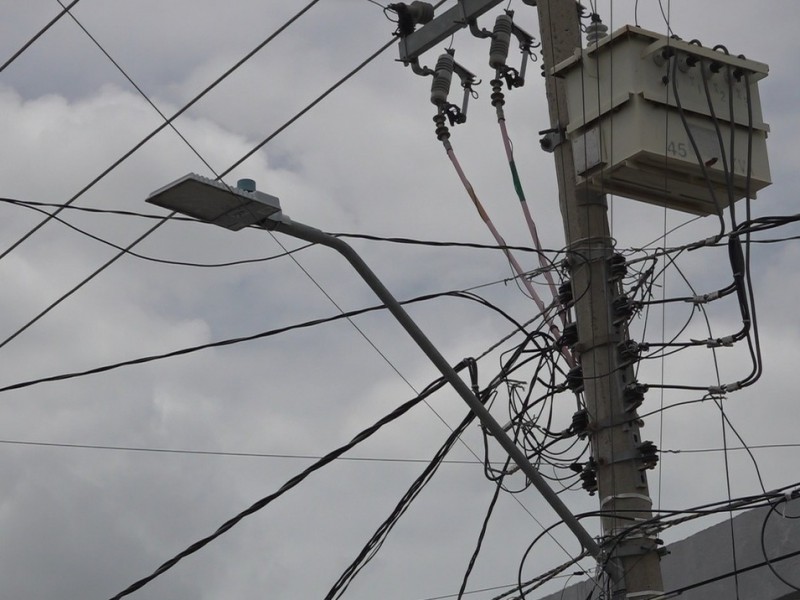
[0,1,797,599]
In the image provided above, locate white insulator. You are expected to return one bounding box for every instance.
[585,21,608,45]
[430,52,455,106]
[489,14,513,69]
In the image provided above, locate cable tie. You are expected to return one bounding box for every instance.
[688,235,721,251]
[692,336,735,348]
[688,290,721,304]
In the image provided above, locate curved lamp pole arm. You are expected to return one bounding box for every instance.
[267,213,611,568]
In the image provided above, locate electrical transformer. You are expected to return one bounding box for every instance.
[552,25,771,216]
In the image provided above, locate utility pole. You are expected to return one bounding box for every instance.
[391,0,666,595]
[533,0,664,597]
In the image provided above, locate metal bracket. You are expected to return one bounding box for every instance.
[539,127,566,152]
[398,0,507,62]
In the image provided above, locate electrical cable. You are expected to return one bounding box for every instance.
[0,286,532,395]
[650,548,800,600]
[56,0,222,179]
[0,0,323,263]
[214,37,395,179]
[0,0,83,74]
[325,406,480,600]
[2,196,314,267]
[457,459,509,599]
[760,497,800,592]
[0,197,569,260]
[0,214,173,352]
[490,72,562,326]
[0,34,394,353]
[439,136,569,364]
[669,55,726,238]
[107,364,465,600]
[334,231,564,258]
[0,437,500,465]
[663,443,800,455]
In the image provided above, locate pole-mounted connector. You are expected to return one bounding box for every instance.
[539,127,566,152]
[569,458,598,495]
[623,382,648,412]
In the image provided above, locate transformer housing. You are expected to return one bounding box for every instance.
[552,25,771,216]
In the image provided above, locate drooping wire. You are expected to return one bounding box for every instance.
[437,132,569,364]
[491,76,564,327]
[2,196,314,267]
[0,35,394,353]
[107,363,467,600]
[0,0,324,263]
[0,286,530,395]
[325,406,480,600]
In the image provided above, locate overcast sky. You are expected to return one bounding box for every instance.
[1,1,799,599]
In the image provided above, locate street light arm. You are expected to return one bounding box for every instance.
[266,213,606,564]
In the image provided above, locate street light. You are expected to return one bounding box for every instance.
[146,173,609,568]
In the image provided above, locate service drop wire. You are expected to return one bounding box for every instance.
[439,131,573,367]
[325,404,481,600]
[492,75,563,327]
[669,55,726,239]
[107,362,468,600]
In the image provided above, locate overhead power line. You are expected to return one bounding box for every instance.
[0,437,490,465]
[0,0,324,263]
[106,363,467,600]
[56,0,220,178]
[0,0,83,74]
[0,288,524,395]
[0,34,394,353]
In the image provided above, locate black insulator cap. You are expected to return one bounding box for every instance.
[567,365,584,394]
[571,409,589,438]
[558,281,573,305]
[560,322,579,349]
[609,253,627,280]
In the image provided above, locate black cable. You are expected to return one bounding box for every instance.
[2,197,567,262]
[655,547,800,599]
[0,287,532,395]
[0,0,323,263]
[0,215,173,352]
[2,196,314,267]
[0,197,193,221]
[325,405,480,600]
[334,232,562,258]
[0,34,394,353]
[457,458,510,599]
[57,0,221,179]
[216,37,395,179]
[669,55,726,238]
[107,365,461,600]
[760,497,800,592]
[0,0,83,74]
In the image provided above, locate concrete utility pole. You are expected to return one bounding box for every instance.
[533,0,664,597]
[392,0,665,595]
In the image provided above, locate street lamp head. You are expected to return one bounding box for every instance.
[146,173,281,231]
